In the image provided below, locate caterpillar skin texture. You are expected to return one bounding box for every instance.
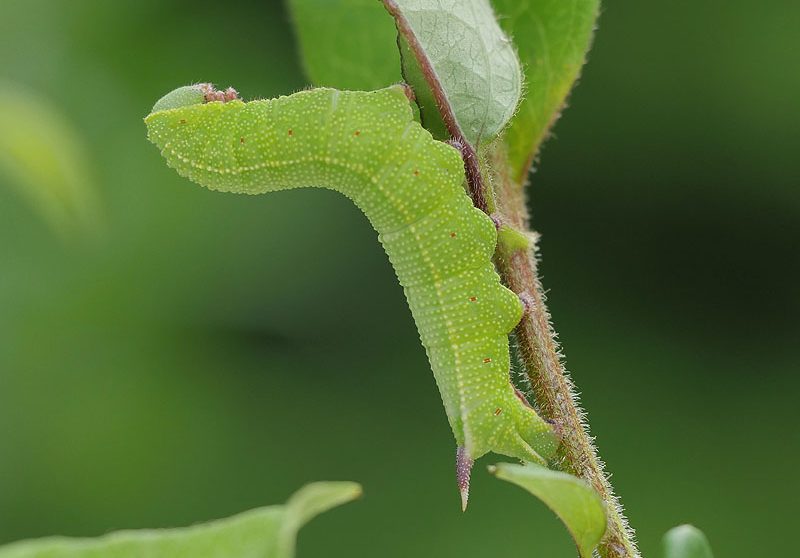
[146,85,556,504]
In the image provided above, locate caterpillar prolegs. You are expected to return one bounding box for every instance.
[145,84,557,507]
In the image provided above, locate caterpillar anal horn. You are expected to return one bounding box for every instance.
[456,446,474,511]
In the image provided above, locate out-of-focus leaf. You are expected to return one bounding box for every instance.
[491,0,600,184]
[0,82,100,237]
[384,0,522,145]
[286,0,401,90]
[490,462,606,558]
[0,482,361,558]
[663,525,714,558]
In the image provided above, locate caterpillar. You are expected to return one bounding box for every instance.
[145,83,556,508]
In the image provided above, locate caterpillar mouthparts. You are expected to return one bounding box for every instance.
[149,83,239,114]
[198,83,239,104]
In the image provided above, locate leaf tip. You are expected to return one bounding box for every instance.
[663,524,714,558]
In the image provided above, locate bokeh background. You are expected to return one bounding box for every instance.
[1,1,797,556]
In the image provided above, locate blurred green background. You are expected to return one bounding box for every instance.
[0,1,797,556]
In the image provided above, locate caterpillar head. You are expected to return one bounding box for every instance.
[150,83,239,114]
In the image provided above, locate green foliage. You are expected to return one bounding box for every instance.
[0,482,360,558]
[0,82,99,238]
[490,462,606,557]
[286,0,401,90]
[288,0,525,146]
[146,0,606,554]
[0,1,792,556]
[395,31,449,140]
[387,0,522,145]
[287,0,599,181]
[491,0,600,183]
[663,525,714,558]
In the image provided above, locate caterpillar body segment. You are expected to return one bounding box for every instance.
[145,84,557,505]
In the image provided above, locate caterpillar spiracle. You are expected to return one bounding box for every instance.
[145,83,556,508]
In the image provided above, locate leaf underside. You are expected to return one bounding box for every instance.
[386,0,523,146]
[288,0,600,184]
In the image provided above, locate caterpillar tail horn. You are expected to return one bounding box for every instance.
[456,446,474,511]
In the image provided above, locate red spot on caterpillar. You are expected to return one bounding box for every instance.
[468,296,477,302]
[449,232,457,238]
[483,358,492,364]
[413,169,420,176]
[179,119,187,124]
[354,130,361,136]
[494,408,503,416]
[288,129,294,136]
[240,137,245,144]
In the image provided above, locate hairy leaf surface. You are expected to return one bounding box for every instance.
[385,0,522,145]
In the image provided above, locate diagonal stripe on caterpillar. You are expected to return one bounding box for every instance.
[145,83,557,508]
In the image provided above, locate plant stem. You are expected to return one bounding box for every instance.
[486,146,640,558]
[382,2,640,553]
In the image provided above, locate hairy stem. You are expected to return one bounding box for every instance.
[487,145,640,558]
[382,2,639,553]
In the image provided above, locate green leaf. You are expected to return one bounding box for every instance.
[286,0,402,90]
[0,82,100,238]
[384,0,522,145]
[396,31,449,140]
[0,482,361,558]
[489,462,606,558]
[663,525,714,558]
[491,0,600,184]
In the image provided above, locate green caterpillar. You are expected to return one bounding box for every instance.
[145,83,556,507]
